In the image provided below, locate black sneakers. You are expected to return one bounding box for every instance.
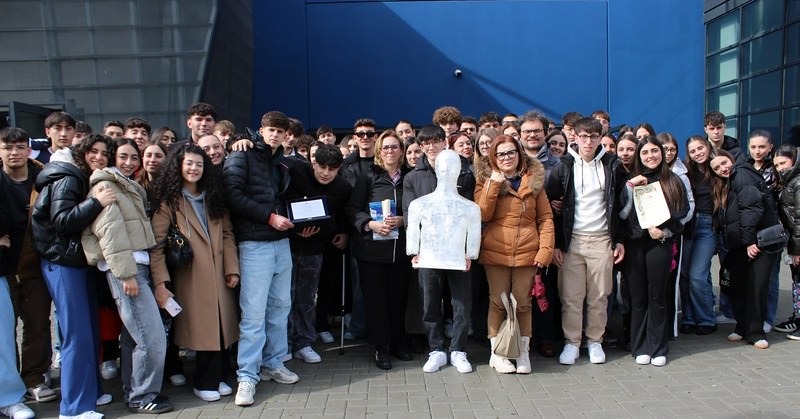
[129,394,173,414]
[773,317,798,333]
[374,347,392,370]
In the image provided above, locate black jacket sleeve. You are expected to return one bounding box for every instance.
[50,177,103,236]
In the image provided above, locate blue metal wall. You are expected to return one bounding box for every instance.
[253,0,703,140]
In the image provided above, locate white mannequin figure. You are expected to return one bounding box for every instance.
[407,150,480,270]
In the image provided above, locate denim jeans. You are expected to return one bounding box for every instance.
[0,277,27,408]
[418,268,471,351]
[40,261,102,416]
[679,213,717,327]
[106,264,166,406]
[765,255,781,325]
[236,239,293,384]
[289,252,324,351]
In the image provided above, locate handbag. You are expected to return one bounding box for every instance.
[756,223,787,251]
[152,207,193,268]
[493,292,521,358]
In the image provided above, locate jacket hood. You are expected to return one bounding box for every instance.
[779,157,800,185]
[35,159,83,192]
[475,155,546,196]
[567,143,606,165]
[90,167,148,198]
[671,158,688,176]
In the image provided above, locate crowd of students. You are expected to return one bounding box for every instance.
[0,102,796,419]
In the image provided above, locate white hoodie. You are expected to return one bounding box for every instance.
[568,145,608,234]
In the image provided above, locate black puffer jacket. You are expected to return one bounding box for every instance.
[32,158,103,266]
[347,164,408,264]
[223,140,291,243]
[718,161,780,249]
[401,155,475,222]
[778,160,800,255]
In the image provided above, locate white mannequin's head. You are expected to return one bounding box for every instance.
[435,149,460,185]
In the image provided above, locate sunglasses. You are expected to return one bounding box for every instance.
[354,131,377,138]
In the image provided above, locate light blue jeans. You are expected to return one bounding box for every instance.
[106,264,166,406]
[236,239,293,384]
[0,277,27,408]
[679,213,717,327]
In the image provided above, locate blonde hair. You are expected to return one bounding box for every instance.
[373,129,405,170]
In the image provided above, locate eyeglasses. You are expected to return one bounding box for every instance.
[521,129,544,136]
[381,144,400,151]
[419,139,443,148]
[576,134,600,142]
[495,150,518,160]
[354,131,376,138]
[663,147,677,153]
[478,141,492,148]
[0,144,28,152]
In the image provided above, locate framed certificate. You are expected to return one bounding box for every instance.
[286,196,330,223]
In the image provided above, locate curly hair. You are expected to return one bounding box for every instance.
[149,143,226,220]
[72,134,113,177]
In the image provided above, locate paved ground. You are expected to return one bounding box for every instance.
[23,264,800,418]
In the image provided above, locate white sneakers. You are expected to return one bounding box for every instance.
[423,351,448,373]
[235,381,255,406]
[294,346,322,363]
[218,382,233,396]
[58,411,103,419]
[319,331,335,343]
[0,403,34,419]
[169,374,187,386]
[194,388,221,402]
[259,366,300,384]
[650,356,667,367]
[635,355,651,365]
[559,344,579,365]
[100,360,118,380]
[588,342,606,364]
[449,351,472,373]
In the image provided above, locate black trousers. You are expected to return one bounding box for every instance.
[315,244,346,333]
[470,263,489,339]
[626,238,672,358]
[357,259,409,348]
[724,248,779,343]
[194,348,229,391]
[9,276,53,388]
[533,266,563,344]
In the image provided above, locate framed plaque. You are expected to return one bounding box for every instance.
[286,196,330,223]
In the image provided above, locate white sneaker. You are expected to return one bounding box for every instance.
[715,314,736,324]
[588,342,606,364]
[0,403,35,419]
[194,388,221,402]
[635,355,651,365]
[422,351,448,373]
[26,383,57,402]
[169,374,187,386]
[100,360,118,380]
[650,356,667,367]
[235,381,255,406]
[449,351,472,373]
[280,353,293,363]
[559,344,579,365]
[727,332,743,342]
[96,393,112,406]
[293,346,322,364]
[259,366,300,384]
[319,331,335,343]
[218,382,233,396]
[59,411,103,419]
[763,322,772,333]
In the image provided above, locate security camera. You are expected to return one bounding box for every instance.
[454,69,462,78]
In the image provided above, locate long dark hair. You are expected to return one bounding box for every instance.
[150,143,226,220]
[707,148,735,212]
[109,138,140,169]
[632,136,686,216]
[684,135,715,186]
[136,139,168,191]
[73,134,113,178]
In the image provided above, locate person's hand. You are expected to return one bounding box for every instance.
[628,175,648,187]
[464,259,472,272]
[746,244,760,259]
[269,214,294,231]
[648,227,664,241]
[613,243,625,264]
[551,199,563,215]
[791,255,800,266]
[226,274,240,288]
[122,277,139,297]
[154,283,173,307]
[331,233,348,250]
[95,186,117,207]
[296,226,320,238]
[0,235,9,248]
[490,170,505,183]
[383,215,402,229]
[230,139,254,152]
[552,249,563,268]
[369,220,392,236]
[411,255,419,266]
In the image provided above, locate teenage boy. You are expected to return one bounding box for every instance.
[704,111,744,163]
[124,117,151,150]
[546,117,625,366]
[1,128,56,404]
[35,112,76,164]
[403,125,476,373]
[103,121,124,139]
[285,144,352,364]
[459,117,478,139]
[479,112,501,130]
[432,106,462,136]
[316,125,336,145]
[174,102,217,148]
[224,111,298,407]
[591,110,611,135]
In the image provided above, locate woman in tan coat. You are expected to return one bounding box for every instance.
[149,144,240,402]
[474,134,554,375]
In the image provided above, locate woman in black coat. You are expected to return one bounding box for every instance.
[709,149,783,349]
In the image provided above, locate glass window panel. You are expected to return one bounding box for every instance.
[0,32,46,60]
[707,12,739,53]
[179,2,214,25]
[141,57,177,84]
[135,1,170,25]
[138,28,175,54]
[91,1,133,25]
[741,111,780,143]
[53,2,88,27]
[741,30,782,76]
[787,65,800,106]
[707,49,738,85]
[725,118,738,140]
[790,0,800,22]
[785,107,800,145]
[94,29,136,55]
[706,84,738,117]
[0,61,50,89]
[788,23,800,64]
[98,88,143,113]
[96,58,139,85]
[742,0,783,39]
[3,2,44,30]
[142,87,172,113]
[63,89,100,114]
[741,70,781,113]
[56,31,92,57]
[61,60,97,86]
[180,27,212,52]
[181,56,204,82]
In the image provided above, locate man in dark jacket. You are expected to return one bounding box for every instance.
[0,127,56,403]
[284,144,352,364]
[402,125,476,374]
[519,111,560,179]
[223,111,298,407]
[546,118,625,366]
[704,111,745,163]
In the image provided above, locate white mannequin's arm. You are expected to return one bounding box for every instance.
[406,201,421,255]
[465,205,481,259]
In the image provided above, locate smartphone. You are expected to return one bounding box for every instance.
[165,297,182,317]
